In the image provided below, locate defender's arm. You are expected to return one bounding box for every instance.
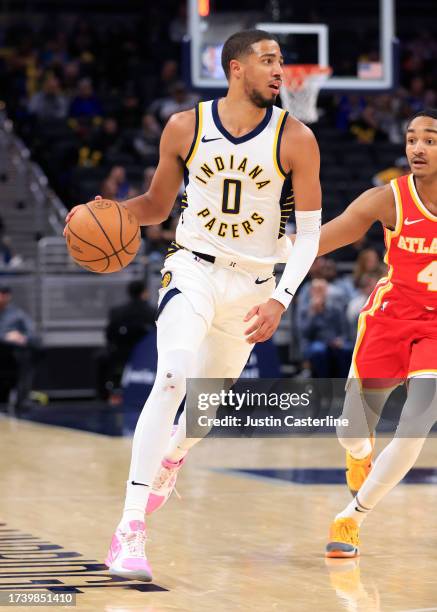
[318,185,394,256]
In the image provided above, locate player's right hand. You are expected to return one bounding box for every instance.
[244,299,285,344]
[63,195,102,236]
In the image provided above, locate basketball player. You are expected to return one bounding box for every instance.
[314,109,437,558]
[65,30,322,580]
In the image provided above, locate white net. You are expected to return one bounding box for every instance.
[280,65,331,124]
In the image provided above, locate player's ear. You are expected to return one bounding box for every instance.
[229,59,243,81]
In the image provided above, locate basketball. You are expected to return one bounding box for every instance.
[65,199,141,273]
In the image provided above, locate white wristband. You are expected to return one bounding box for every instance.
[272,209,321,310]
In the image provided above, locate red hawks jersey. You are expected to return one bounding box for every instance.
[387,174,437,310]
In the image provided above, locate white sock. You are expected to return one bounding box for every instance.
[336,495,372,527]
[120,480,149,526]
[350,438,373,460]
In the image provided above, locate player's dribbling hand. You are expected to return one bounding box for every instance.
[63,195,102,236]
[244,299,285,344]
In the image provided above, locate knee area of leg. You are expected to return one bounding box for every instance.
[158,367,186,394]
[336,435,351,450]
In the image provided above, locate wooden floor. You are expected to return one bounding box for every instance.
[2,415,437,611]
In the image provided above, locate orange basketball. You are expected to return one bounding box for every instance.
[65,199,141,273]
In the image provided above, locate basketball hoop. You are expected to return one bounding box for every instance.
[281,65,332,124]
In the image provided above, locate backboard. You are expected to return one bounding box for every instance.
[188,0,396,92]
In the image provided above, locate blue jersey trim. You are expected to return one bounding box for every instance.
[184,104,200,165]
[156,288,181,321]
[211,99,273,145]
[275,111,289,178]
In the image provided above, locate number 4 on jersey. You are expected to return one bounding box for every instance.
[418,261,437,291]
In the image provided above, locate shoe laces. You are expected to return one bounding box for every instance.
[332,518,360,546]
[153,463,179,491]
[123,528,146,558]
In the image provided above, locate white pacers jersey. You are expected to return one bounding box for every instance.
[169,99,294,267]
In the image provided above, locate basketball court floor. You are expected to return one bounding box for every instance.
[2,413,437,611]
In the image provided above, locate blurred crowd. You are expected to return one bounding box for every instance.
[333,32,437,144]
[0,6,194,261]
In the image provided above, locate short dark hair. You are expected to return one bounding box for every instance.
[221,29,278,79]
[0,285,11,294]
[407,108,437,127]
[127,280,145,300]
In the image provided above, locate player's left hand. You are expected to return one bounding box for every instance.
[244,299,285,344]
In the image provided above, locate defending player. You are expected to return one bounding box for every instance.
[316,109,437,558]
[65,30,322,580]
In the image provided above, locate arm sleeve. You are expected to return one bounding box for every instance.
[271,209,321,310]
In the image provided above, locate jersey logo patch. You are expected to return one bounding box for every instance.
[161,271,173,288]
[201,135,222,143]
[404,218,425,225]
[255,276,273,284]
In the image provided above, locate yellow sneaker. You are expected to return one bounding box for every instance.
[345,434,375,497]
[325,517,360,558]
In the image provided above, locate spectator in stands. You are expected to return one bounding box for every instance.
[6,32,40,102]
[160,60,179,86]
[101,166,131,200]
[91,117,124,162]
[62,61,81,97]
[71,19,96,69]
[323,258,357,307]
[75,117,124,169]
[132,114,160,164]
[349,101,387,144]
[295,257,354,332]
[139,167,176,258]
[353,248,386,287]
[0,216,12,266]
[0,285,39,410]
[372,156,410,186]
[117,91,143,131]
[346,273,379,340]
[169,3,187,44]
[405,76,427,114]
[97,280,155,400]
[69,78,102,119]
[405,31,437,68]
[373,94,404,144]
[40,32,70,70]
[299,279,352,378]
[28,73,68,121]
[335,94,366,132]
[148,81,200,127]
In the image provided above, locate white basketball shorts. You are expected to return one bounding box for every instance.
[156,249,276,378]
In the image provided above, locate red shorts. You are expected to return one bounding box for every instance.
[352,282,437,387]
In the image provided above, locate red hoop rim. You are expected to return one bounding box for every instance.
[282,64,332,90]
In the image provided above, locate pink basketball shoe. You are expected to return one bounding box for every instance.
[146,456,186,515]
[105,520,152,582]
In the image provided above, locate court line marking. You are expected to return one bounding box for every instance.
[209,467,297,487]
